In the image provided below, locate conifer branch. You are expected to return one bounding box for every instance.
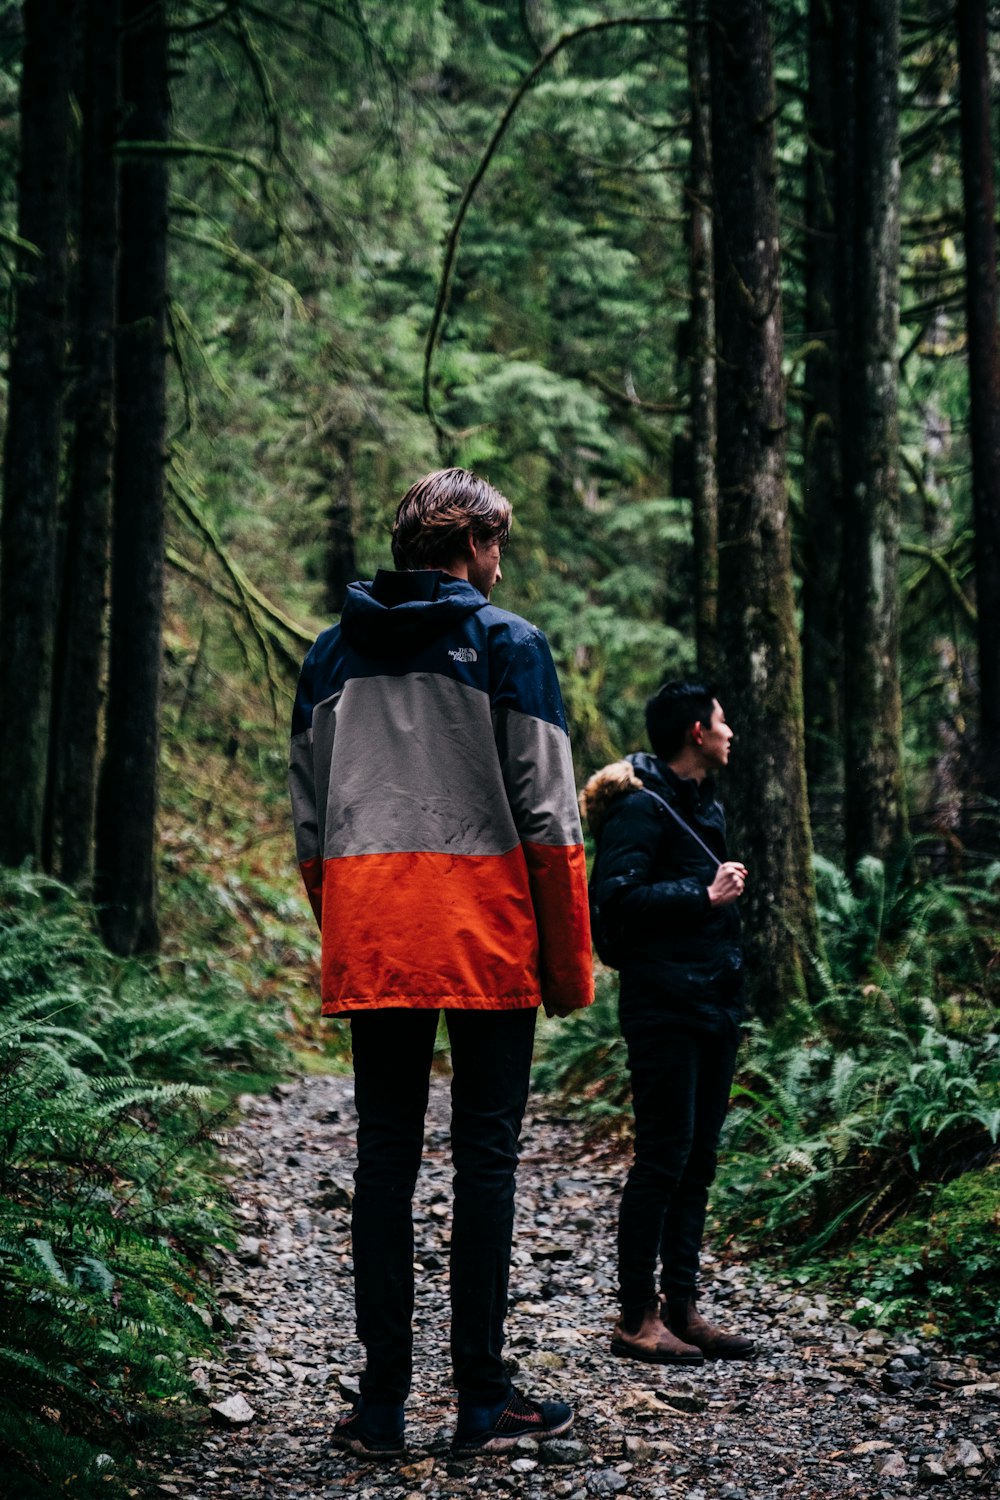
[589,371,687,414]
[422,11,687,447]
[115,139,275,183]
[169,224,307,313]
[0,227,43,258]
[166,472,314,692]
[900,539,977,625]
[171,0,239,35]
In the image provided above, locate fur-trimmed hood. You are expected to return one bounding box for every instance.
[579,758,646,838]
[580,751,714,839]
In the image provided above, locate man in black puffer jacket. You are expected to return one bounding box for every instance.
[580,680,756,1365]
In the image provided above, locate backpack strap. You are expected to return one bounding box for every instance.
[637,787,721,871]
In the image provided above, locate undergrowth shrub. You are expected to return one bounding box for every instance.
[0,869,290,1496]
[803,1164,1000,1343]
[533,969,629,1128]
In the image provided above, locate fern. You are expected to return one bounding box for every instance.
[0,868,288,1492]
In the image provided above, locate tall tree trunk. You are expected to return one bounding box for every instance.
[709,0,818,1019]
[94,0,169,954]
[841,0,908,871]
[0,0,75,866]
[687,0,718,682]
[49,0,120,886]
[957,0,1000,814]
[801,0,844,852]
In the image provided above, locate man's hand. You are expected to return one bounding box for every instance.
[707,861,748,907]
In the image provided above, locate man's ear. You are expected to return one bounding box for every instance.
[443,528,476,575]
[691,721,704,746]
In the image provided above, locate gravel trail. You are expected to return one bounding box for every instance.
[155,1073,998,1499]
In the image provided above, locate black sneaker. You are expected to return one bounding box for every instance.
[452,1387,574,1456]
[332,1399,405,1459]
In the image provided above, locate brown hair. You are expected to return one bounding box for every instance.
[391,468,512,570]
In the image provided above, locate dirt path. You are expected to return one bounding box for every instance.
[153,1074,997,1499]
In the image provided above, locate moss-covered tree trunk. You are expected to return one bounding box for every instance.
[841,0,908,872]
[957,0,1000,815]
[48,0,120,886]
[94,0,169,954]
[0,0,75,866]
[801,0,845,853]
[687,0,718,682]
[709,0,818,1020]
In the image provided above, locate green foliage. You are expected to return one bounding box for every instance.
[712,856,999,1339]
[160,0,693,782]
[717,1013,999,1256]
[800,1165,1000,1346]
[0,870,290,1494]
[152,0,987,814]
[0,868,287,1083]
[533,971,629,1126]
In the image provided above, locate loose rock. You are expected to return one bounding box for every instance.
[942,1439,983,1472]
[587,1470,628,1496]
[623,1435,652,1463]
[156,1074,999,1499]
[208,1394,256,1427]
[540,1439,591,1466]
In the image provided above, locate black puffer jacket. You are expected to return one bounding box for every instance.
[580,752,744,1025]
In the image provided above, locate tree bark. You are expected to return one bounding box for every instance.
[957,0,1000,813]
[0,0,75,866]
[95,0,170,954]
[841,0,908,871]
[709,0,818,1019]
[687,0,718,682]
[801,0,845,852]
[48,0,120,886]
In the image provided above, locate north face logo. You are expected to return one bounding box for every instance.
[448,647,478,664]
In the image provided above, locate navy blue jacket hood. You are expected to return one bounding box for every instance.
[339,569,488,660]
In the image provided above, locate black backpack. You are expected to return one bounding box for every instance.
[588,837,623,969]
[587,785,721,970]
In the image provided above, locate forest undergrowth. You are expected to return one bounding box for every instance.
[0,680,333,1495]
[536,851,1000,1350]
[0,838,307,1496]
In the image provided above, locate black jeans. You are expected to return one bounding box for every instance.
[616,1007,740,1311]
[350,1006,536,1405]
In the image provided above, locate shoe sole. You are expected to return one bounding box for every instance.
[610,1339,704,1366]
[331,1434,405,1460]
[452,1411,574,1456]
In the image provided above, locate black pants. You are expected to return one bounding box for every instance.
[616,1008,739,1311]
[350,1006,537,1405]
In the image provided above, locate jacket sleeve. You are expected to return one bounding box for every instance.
[491,623,594,1015]
[288,646,324,928]
[595,793,712,932]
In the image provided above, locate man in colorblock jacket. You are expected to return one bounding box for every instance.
[289,468,593,1458]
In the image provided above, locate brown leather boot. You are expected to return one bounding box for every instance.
[611,1298,705,1365]
[664,1295,756,1360]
